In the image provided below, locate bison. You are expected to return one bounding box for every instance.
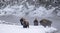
[34,18,38,26]
[40,19,52,27]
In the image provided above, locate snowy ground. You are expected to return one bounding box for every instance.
[0,24,57,33]
[0,15,60,33]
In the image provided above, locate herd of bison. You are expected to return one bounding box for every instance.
[20,17,52,28]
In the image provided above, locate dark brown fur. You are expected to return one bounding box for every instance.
[40,19,52,27]
[23,20,29,28]
[34,18,38,26]
[20,18,25,25]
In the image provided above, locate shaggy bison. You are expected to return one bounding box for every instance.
[34,18,38,26]
[20,18,29,28]
[40,19,52,27]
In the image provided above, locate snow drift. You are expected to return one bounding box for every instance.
[0,24,57,33]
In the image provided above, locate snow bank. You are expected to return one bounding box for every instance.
[0,3,55,17]
[0,24,57,33]
[29,6,55,17]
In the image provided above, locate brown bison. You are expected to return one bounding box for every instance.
[23,20,29,28]
[40,19,52,27]
[20,18,29,28]
[34,18,38,26]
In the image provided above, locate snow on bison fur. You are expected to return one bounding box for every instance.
[40,19,52,27]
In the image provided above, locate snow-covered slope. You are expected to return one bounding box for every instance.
[0,15,20,25]
[0,1,56,17]
[0,0,60,17]
[0,24,57,33]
